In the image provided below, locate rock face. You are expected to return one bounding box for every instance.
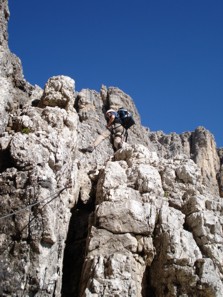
[79,145,223,296]
[0,1,223,296]
[0,0,41,135]
[149,128,220,196]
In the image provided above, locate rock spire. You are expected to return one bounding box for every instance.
[0,1,222,296]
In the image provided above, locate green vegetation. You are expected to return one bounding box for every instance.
[21,127,31,134]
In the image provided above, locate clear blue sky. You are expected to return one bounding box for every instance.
[8,0,223,147]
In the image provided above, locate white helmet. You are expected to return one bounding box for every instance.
[106,109,115,114]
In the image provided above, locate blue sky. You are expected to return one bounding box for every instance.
[8,0,223,147]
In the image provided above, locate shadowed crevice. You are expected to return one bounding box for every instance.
[61,196,95,297]
[0,148,14,172]
[141,266,156,297]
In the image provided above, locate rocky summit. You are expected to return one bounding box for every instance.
[0,1,223,296]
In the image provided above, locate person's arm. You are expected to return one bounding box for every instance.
[106,114,115,128]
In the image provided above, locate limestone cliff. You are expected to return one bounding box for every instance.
[0,1,223,296]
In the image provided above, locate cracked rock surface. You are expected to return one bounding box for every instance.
[0,1,223,296]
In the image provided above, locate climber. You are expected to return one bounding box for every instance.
[84,109,125,152]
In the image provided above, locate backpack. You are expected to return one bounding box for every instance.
[117,107,135,130]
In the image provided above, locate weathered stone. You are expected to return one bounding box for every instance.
[38,75,75,110]
[0,2,223,296]
[149,126,220,195]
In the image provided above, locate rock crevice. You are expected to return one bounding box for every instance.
[0,2,223,296]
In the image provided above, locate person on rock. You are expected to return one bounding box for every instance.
[85,109,125,152]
